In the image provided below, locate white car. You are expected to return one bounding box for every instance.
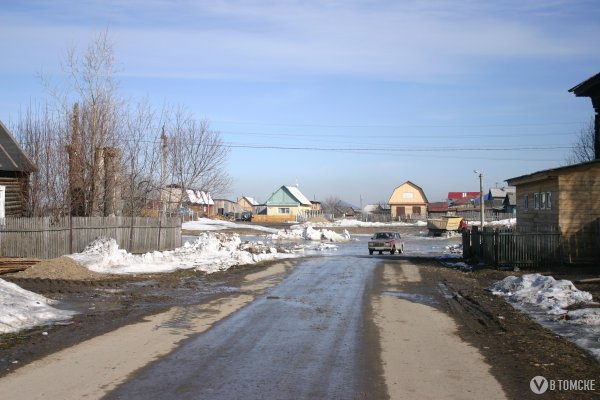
[368,232,404,255]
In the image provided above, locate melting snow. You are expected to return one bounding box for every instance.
[270,226,351,242]
[490,273,600,360]
[0,279,76,334]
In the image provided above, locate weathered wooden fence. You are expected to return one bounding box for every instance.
[463,227,562,268]
[0,216,181,259]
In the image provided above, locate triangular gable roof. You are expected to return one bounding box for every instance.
[0,120,37,172]
[488,187,515,198]
[284,186,312,206]
[242,196,259,206]
[186,189,214,205]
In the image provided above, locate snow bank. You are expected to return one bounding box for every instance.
[0,279,76,334]
[270,226,351,242]
[489,274,593,314]
[183,218,278,233]
[469,218,516,227]
[67,235,297,275]
[299,219,426,228]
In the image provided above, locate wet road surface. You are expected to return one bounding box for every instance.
[106,255,383,400]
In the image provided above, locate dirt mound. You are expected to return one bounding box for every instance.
[9,256,107,281]
[308,216,329,223]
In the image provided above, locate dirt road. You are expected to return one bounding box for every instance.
[1,253,599,399]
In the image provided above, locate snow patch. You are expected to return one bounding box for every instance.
[0,279,76,334]
[489,274,593,315]
[270,226,351,242]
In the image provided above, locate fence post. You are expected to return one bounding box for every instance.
[494,229,500,267]
[157,215,163,251]
[462,230,471,259]
[69,214,73,254]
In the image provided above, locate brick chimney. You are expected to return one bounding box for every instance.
[569,73,600,160]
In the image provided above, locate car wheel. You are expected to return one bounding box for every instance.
[379,251,383,255]
[390,248,396,255]
[400,245,404,254]
[369,249,373,255]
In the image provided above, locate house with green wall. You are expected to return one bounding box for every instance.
[265,185,312,217]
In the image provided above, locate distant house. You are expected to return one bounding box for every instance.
[160,185,214,216]
[506,160,600,263]
[363,204,391,215]
[238,196,259,212]
[310,200,322,212]
[0,121,37,216]
[503,192,516,214]
[388,181,428,220]
[262,185,312,221]
[447,192,479,202]
[214,199,244,216]
[427,201,449,217]
[487,187,515,209]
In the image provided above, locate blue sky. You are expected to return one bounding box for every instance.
[1,0,599,206]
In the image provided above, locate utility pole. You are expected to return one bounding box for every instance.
[474,170,484,229]
[161,125,168,214]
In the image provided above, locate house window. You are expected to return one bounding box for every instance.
[534,193,540,209]
[403,192,414,199]
[524,195,528,210]
[412,206,421,215]
[545,192,551,209]
[540,192,545,209]
[278,207,290,214]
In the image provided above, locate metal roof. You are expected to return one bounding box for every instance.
[284,185,312,206]
[569,72,600,97]
[0,120,37,172]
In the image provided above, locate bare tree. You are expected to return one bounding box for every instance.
[13,103,70,216]
[567,118,595,165]
[322,196,341,215]
[165,107,230,210]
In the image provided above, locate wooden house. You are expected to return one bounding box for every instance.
[160,185,214,216]
[238,196,259,212]
[0,121,37,216]
[506,160,600,263]
[427,201,450,217]
[255,185,312,222]
[388,181,428,220]
[214,198,244,216]
[487,187,515,209]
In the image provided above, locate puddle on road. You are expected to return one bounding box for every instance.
[382,291,438,305]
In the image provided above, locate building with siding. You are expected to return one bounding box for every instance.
[264,185,312,219]
[388,181,428,220]
[0,121,37,216]
[506,160,600,263]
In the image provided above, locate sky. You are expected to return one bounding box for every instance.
[1,0,599,206]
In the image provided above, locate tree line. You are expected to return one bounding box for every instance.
[11,31,230,217]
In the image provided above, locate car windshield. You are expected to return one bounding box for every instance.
[374,233,392,239]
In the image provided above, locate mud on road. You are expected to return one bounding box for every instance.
[382,261,600,400]
[0,260,289,378]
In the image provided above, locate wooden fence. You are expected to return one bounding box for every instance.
[0,216,182,259]
[463,227,562,268]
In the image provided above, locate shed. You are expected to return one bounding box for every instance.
[0,121,37,216]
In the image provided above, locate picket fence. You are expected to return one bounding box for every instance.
[463,227,562,268]
[0,216,181,259]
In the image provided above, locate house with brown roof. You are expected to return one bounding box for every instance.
[388,181,428,220]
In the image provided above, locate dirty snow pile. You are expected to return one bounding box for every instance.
[68,234,297,275]
[490,273,600,360]
[0,279,76,334]
[183,218,278,233]
[270,225,351,242]
[489,274,593,315]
